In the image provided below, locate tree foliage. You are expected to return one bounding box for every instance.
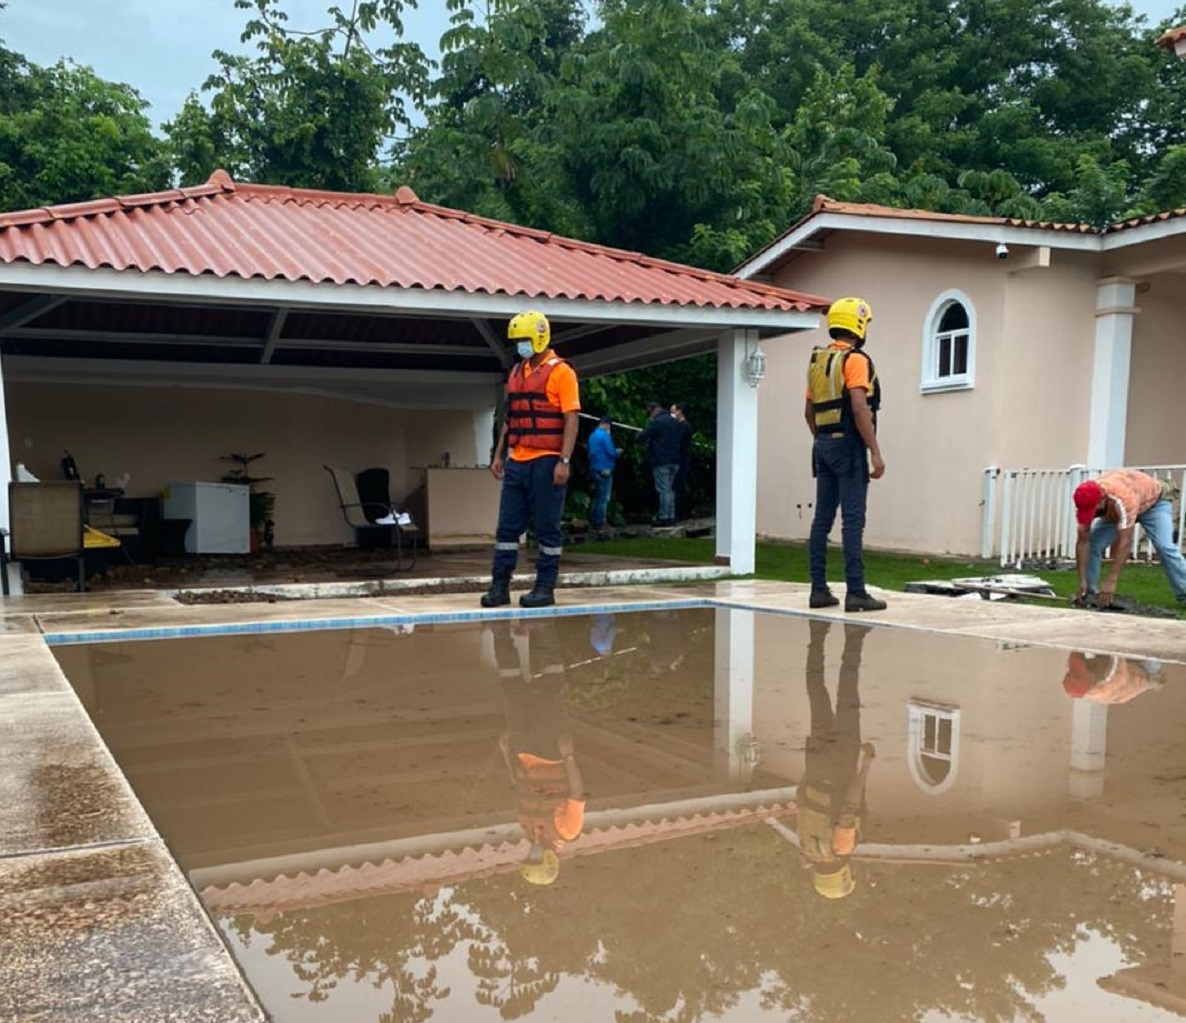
[165,0,430,190]
[0,37,169,209]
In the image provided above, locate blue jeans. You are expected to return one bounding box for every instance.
[809,436,869,593]
[653,464,678,521]
[492,456,567,587]
[1087,499,1186,602]
[590,470,613,528]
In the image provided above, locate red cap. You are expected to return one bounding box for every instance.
[1073,480,1104,526]
[1063,652,1091,697]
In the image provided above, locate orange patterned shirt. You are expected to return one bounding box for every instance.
[1097,470,1165,529]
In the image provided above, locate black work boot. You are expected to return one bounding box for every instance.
[520,583,556,608]
[809,588,839,609]
[480,575,512,608]
[845,591,887,613]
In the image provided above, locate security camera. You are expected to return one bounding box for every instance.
[995,243,1009,260]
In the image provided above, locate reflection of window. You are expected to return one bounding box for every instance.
[907,700,961,795]
[921,290,976,392]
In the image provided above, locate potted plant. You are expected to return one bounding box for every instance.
[220,452,275,553]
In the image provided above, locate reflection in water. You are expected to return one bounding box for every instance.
[52,610,1186,1022]
[490,619,586,886]
[1063,650,1166,704]
[798,620,874,900]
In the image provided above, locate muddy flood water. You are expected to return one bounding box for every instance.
[52,608,1186,1022]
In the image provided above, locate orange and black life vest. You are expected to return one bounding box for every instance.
[516,756,570,845]
[506,356,569,451]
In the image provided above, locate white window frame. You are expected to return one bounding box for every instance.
[920,289,976,393]
[906,699,961,795]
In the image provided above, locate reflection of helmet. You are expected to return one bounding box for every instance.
[813,862,855,900]
[508,310,551,353]
[520,848,560,886]
[826,297,873,341]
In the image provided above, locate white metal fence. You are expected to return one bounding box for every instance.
[982,463,1186,567]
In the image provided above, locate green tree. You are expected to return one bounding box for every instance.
[0,45,169,210]
[166,0,430,190]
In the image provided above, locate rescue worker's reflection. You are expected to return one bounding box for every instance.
[798,619,876,900]
[1062,650,1166,705]
[490,618,586,886]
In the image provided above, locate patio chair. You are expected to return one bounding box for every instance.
[324,465,419,570]
[3,481,87,592]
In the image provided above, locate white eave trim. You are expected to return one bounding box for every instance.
[0,261,820,334]
[736,211,1105,278]
[1101,215,1186,250]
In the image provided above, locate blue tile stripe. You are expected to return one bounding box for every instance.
[41,598,716,646]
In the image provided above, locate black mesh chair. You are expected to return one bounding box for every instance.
[324,465,419,570]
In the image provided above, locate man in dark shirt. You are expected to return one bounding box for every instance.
[639,401,684,527]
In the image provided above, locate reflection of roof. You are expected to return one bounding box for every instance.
[200,800,794,919]
[0,171,828,314]
[767,818,1186,877]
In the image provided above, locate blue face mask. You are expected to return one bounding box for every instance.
[516,341,535,360]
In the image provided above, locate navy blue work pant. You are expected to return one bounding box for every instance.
[492,456,567,586]
[808,435,869,594]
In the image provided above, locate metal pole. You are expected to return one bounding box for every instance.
[578,411,644,433]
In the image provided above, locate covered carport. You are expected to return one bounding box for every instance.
[0,171,826,594]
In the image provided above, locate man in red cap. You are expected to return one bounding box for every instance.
[1072,469,1186,607]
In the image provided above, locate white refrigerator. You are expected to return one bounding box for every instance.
[163,482,251,554]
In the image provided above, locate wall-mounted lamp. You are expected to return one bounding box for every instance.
[741,345,767,387]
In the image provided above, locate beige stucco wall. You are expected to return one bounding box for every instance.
[1125,274,1186,466]
[5,382,480,547]
[759,233,1097,555]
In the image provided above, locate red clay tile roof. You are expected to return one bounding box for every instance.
[1157,25,1186,49]
[741,193,1186,271]
[0,170,827,314]
[806,195,1100,233]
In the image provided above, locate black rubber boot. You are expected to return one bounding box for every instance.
[845,591,887,613]
[480,576,512,608]
[809,588,839,609]
[519,584,556,609]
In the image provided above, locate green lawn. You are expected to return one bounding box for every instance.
[587,537,1184,615]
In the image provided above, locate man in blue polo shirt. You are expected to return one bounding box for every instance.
[587,415,621,534]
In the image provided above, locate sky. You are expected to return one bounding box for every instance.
[1,0,1183,130]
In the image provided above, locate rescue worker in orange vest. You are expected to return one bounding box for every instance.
[490,618,586,886]
[798,618,875,900]
[805,297,887,613]
[482,311,581,609]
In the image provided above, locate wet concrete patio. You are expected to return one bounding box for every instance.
[6,580,1186,1021]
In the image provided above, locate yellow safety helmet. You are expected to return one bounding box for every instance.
[826,297,874,342]
[520,848,560,886]
[508,310,551,354]
[812,862,856,900]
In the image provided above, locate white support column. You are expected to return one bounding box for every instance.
[713,606,756,782]
[1068,700,1108,800]
[472,406,496,466]
[1087,277,1137,469]
[0,353,17,595]
[715,328,760,575]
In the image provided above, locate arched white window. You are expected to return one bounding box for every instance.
[907,700,961,795]
[921,290,976,392]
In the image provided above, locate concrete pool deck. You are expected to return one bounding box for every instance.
[4,579,1186,1022]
